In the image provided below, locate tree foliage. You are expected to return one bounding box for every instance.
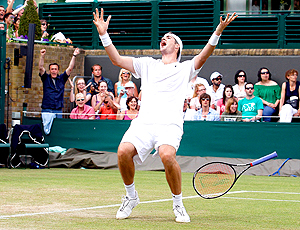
[18,0,42,40]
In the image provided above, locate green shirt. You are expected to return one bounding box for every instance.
[238,96,264,119]
[253,84,281,104]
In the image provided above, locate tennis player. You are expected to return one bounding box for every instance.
[93,8,237,222]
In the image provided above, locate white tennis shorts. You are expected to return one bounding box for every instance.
[120,119,183,164]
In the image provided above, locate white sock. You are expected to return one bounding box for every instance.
[172,193,183,207]
[125,182,136,198]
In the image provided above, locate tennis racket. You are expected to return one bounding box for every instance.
[193,151,278,199]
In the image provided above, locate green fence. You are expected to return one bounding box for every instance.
[23,116,300,160]
[38,0,300,50]
[0,25,6,124]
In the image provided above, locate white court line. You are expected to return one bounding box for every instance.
[1,190,299,220]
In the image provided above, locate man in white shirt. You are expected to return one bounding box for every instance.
[93,8,237,222]
[206,71,225,109]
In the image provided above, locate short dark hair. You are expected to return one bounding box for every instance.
[91,64,102,72]
[199,93,211,106]
[126,96,138,110]
[245,82,254,89]
[234,70,247,84]
[49,63,60,70]
[257,67,272,81]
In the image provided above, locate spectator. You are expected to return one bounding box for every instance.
[0,23,5,30]
[186,75,209,102]
[68,77,91,103]
[0,5,5,22]
[232,69,247,101]
[4,12,13,39]
[114,68,138,98]
[12,16,19,37]
[91,80,116,113]
[70,93,95,120]
[189,83,206,110]
[86,64,114,97]
[254,67,281,122]
[117,96,139,120]
[238,82,263,122]
[40,19,49,39]
[279,69,300,122]
[194,93,220,121]
[252,0,260,14]
[206,71,225,109]
[216,85,234,115]
[221,97,242,121]
[116,81,138,111]
[98,95,118,120]
[38,48,80,118]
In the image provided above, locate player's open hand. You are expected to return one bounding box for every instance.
[215,12,238,35]
[93,8,111,36]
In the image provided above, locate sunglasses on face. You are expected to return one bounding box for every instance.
[214,77,222,81]
[245,87,254,90]
[104,101,109,104]
[76,98,84,101]
[261,71,269,74]
[41,23,47,26]
[122,72,130,75]
[238,75,245,77]
[197,89,205,92]
[201,98,210,101]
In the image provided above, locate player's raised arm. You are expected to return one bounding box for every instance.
[93,8,134,73]
[194,12,238,70]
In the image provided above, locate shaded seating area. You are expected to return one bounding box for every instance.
[0,124,10,167]
[9,124,49,168]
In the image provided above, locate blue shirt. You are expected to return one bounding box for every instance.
[39,71,69,109]
[194,108,220,121]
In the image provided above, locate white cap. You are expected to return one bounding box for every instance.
[124,82,135,88]
[210,72,223,81]
[164,32,183,62]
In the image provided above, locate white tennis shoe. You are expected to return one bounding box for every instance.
[173,205,190,223]
[116,191,139,219]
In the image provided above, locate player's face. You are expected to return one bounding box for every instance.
[93,66,102,77]
[160,34,177,53]
[49,65,59,78]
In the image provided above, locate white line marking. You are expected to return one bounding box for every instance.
[0,190,299,220]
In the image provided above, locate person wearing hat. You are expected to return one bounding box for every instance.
[116,81,137,111]
[93,8,237,222]
[206,71,225,109]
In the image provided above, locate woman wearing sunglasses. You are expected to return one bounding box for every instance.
[70,93,95,119]
[114,68,138,98]
[254,67,281,122]
[194,93,220,121]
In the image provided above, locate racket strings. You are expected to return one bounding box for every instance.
[194,163,236,198]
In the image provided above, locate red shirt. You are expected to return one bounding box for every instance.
[99,105,117,120]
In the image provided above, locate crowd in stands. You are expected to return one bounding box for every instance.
[66,65,300,123]
[183,67,300,123]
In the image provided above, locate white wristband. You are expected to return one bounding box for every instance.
[99,32,112,47]
[208,33,220,46]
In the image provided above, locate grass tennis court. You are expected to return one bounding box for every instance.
[1,168,299,229]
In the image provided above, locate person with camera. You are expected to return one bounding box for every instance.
[86,64,114,99]
[91,80,118,114]
[115,81,138,111]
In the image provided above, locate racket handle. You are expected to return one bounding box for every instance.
[251,151,278,166]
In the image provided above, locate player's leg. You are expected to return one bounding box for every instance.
[116,142,140,219]
[159,144,190,223]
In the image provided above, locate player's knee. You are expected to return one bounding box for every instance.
[160,151,176,165]
[117,143,136,160]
